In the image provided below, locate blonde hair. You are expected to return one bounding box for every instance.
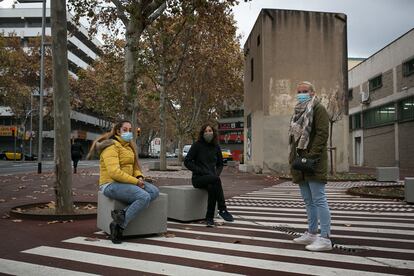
[298,81,315,92]
[87,120,141,171]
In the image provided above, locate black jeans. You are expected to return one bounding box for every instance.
[192,175,227,219]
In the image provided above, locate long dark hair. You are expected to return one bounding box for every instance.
[198,123,218,145]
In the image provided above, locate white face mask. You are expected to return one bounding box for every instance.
[120,132,133,142]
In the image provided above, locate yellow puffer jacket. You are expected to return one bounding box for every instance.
[97,137,143,185]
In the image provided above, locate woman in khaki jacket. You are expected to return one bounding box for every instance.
[288,81,332,251]
[88,120,159,244]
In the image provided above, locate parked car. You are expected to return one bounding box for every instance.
[221,149,233,163]
[0,150,22,160]
[182,144,192,158]
[0,151,37,161]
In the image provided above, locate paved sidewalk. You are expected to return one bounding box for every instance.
[0,165,413,275]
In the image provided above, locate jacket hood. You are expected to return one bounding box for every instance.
[96,139,115,154]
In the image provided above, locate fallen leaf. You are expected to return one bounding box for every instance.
[12,219,22,223]
[2,214,10,219]
[11,197,16,200]
[0,199,6,203]
[14,208,22,213]
[345,224,352,227]
[84,237,100,242]
[18,186,26,189]
[47,220,59,224]
[164,233,176,238]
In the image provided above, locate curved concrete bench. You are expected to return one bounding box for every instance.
[97,191,168,236]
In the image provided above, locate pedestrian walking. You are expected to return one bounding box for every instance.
[87,120,159,244]
[71,140,84,174]
[288,81,332,251]
[184,123,234,227]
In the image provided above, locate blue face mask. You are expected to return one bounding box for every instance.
[296,93,311,103]
[120,132,133,142]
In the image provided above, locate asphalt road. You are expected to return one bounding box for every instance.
[0,158,164,175]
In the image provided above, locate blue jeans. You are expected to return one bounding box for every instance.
[103,182,159,229]
[298,181,331,238]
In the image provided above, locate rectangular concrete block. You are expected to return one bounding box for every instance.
[405,177,414,204]
[159,185,209,221]
[376,167,399,182]
[148,161,160,170]
[97,190,168,236]
[239,164,254,173]
[227,161,238,167]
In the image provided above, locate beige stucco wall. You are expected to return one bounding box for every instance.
[244,9,349,173]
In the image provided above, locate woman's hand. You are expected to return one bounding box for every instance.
[137,179,145,188]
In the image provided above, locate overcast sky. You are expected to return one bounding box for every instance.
[232,0,414,58]
[1,0,413,58]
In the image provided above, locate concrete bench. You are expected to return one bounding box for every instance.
[376,167,399,182]
[159,185,211,222]
[97,190,168,236]
[405,177,414,204]
[239,164,253,173]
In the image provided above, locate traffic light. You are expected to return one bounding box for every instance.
[11,127,16,137]
[136,127,141,136]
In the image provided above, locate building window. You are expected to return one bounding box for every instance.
[250,58,254,82]
[363,103,395,128]
[403,57,414,77]
[257,35,261,46]
[350,113,361,130]
[369,74,382,91]
[348,89,353,100]
[399,96,414,122]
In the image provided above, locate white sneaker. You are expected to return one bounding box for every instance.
[292,232,317,245]
[305,237,332,251]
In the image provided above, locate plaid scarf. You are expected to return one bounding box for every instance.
[289,96,319,151]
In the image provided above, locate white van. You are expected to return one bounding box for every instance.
[182,144,192,157]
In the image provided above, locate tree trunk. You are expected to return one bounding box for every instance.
[177,134,184,163]
[159,69,167,171]
[51,0,73,214]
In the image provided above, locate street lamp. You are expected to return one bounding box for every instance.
[38,0,46,173]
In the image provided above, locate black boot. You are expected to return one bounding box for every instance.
[74,167,77,174]
[111,209,125,225]
[109,221,123,244]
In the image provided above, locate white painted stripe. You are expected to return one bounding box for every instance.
[231,196,407,204]
[227,206,414,217]
[63,237,400,276]
[23,246,240,276]
[0,258,99,276]
[234,215,414,228]
[229,220,414,235]
[167,221,414,244]
[229,210,414,221]
[141,236,414,270]
[168,228,414,254]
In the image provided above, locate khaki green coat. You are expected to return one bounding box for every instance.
[289,102,329,184]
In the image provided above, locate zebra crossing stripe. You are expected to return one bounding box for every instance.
[231,196,407,204]
[167,228,414,254]
[227,219,414,235]
[234,215,414,229]
[227,206,414,216]
[22,246,241,276]
[229,210,414,221]
[139,236,414,269]
[62,237,400,276]
[0,258,99,276]
[167,221,414,244]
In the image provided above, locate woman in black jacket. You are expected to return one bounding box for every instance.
[184,124,234,227]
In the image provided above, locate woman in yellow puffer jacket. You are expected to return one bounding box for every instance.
[87,120,159,244]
